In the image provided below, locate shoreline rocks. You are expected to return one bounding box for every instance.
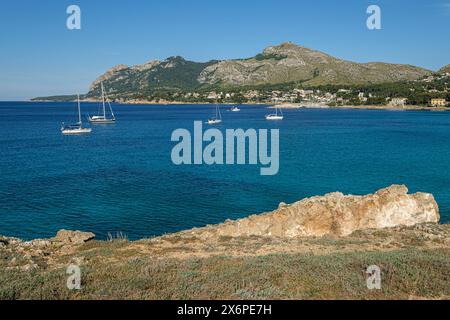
[0,185,447,276]
[186,185,440,238]
[0,185,442,244]
[51,230,95,244]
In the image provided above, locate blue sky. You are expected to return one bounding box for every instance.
[0,0,449,100]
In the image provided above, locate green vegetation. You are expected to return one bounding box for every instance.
[32,73,449,107]
[211,74,449,106]
[31,73,450,107]
[332,79,450,106]
[254,53,288,61]
[31,46,448,107]
[85,57,217,100]
[31,94,82,102]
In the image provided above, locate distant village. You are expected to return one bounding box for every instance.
[161,72,450,108]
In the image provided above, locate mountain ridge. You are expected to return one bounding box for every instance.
[33,42,447,101]
[197,42,432,87]
[88,42,433,95]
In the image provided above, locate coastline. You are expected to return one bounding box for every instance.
[1,185,449,299]
[28,99,450,111]
[272,103,450,111]
[31,98,263,105]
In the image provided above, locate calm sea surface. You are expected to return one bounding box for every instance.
[1,102,449,240]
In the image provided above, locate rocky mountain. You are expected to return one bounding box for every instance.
[439,64,450,74]
[85,56,217,99]
[34,42,437,101]
[198,42,432,87]
[89,42,431,95]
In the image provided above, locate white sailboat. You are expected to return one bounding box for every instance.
[61,94,92,135]
[230,106,240,112]
[266,105,284,120]
[207,103,222,125]
[88,82,116,124]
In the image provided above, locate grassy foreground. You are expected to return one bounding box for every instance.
[1,224,449,300]
[0,248,449,300]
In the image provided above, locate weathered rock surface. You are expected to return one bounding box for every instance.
[186,185,440,238]
[0,187,447,276]
[439,64,450,74]
[90,64,129,90]
[52,230,95,244]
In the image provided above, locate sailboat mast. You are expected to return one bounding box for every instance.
[104,88,115,119]
[216,103,221,119]
[101,83,106,118]
[77,94,81,124]
[108,101,115,119]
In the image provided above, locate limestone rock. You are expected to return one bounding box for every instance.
[0,237,9,246]
[278,202,288,209]
[192,185,440,238]
[438,64,450,74]
[90,64,129,90]
[52,230,95,244]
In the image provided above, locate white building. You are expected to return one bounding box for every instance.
[207,91,220,100]
[389,98,408,106]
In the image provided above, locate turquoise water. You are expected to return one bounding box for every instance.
[0,102,449,240]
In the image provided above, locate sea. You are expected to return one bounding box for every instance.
[0,101,449,240]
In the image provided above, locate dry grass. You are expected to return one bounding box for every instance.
[0,248,449,300]
[1,223,449,300]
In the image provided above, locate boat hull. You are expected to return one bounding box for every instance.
[88,117,116,124]
[61,128,92,135]
[207,119,222,125]
[265,115,284,120]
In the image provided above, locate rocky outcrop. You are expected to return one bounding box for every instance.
[0,230,95,271]
[0,188,447,281]
[185,185,440,238]
[90,64,129,91]
[439,64,450,74]
[132,59,161,72]
[86,56,216,99]
[52,230,95,244]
